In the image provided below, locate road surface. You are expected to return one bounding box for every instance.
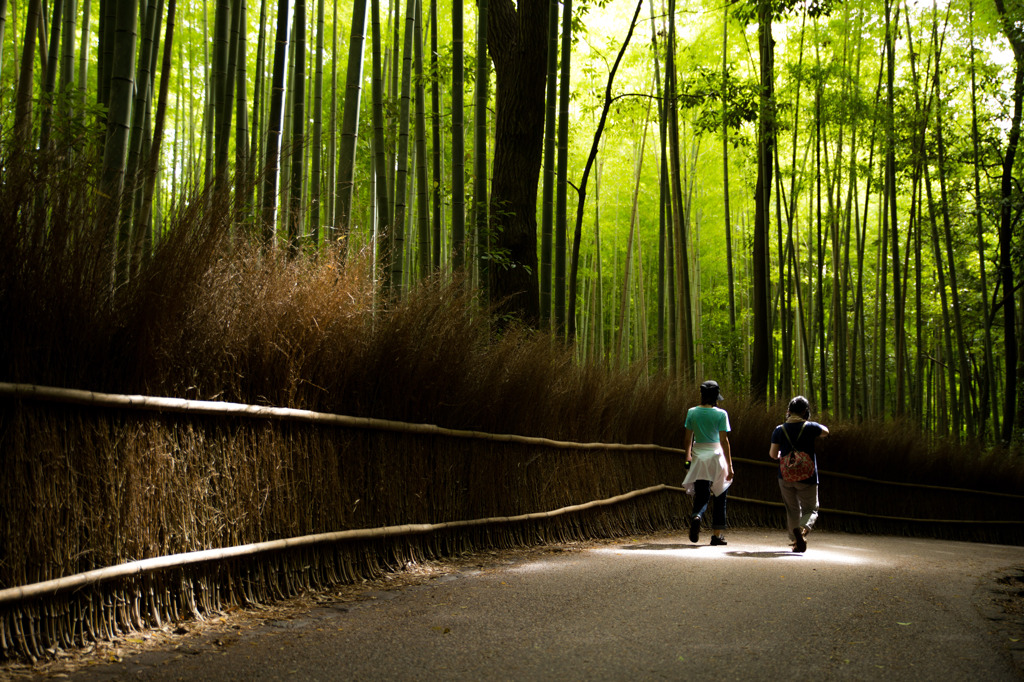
[8,528,1024,680]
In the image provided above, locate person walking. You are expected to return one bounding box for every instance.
[682,380,734,545]
[768,396,830,553]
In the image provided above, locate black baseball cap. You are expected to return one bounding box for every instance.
[700,380,724,403]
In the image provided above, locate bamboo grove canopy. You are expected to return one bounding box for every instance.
[2,0,1024,443]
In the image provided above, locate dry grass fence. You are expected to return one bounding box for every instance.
[0,390,692,661]
[2,382,1023,661]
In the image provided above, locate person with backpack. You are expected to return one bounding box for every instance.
[682,380,734,546]
[768,396,830,553]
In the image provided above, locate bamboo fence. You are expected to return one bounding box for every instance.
[1,382,1022,661]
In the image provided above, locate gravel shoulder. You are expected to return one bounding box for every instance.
[4,528,1024,681]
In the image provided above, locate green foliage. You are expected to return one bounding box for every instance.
[730,0,825,26]
[675,66,759,135]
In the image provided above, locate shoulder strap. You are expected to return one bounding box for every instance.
[781,421,807,450]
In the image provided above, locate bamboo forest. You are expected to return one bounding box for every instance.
[2,0,1024,446]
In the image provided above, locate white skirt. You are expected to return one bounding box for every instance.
[682,442,732,497]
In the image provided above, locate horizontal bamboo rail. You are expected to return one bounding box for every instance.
[734,457,1024,498]
[1,481,1021,608]
[0,382,683,454]
[2,382,1021,500]
[0,484,671,606]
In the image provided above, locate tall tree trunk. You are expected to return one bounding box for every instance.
[100,0,139,275]
[326,0,337,233]
[661,0,677,376]
[886,0,905,417]
[211,0,232,189]
[0,0,8,84]
[838,0,865,419]
[138,0,175,257]
[902,4,931,422]
[993,0,1021,443]
[125,0,163,274]
[474,0,489,298]
[913,171,924,421]
[539,0,558,330]
[287,0,306,253]
[250,0,269,222]
[386,0,401,222]
[814,34,827,410]
[923,161,958,438]
[201,0,214,190]
[309,0,325,249]
[388,0,415,294]
[98,0,117,112]
[232,0,249,232]
[902,6,947,424]
[486,0,548,326]
[278,21,296,235]
[451,0,466,268]
[371,0,391,276]
[930,2,971,439]
[780,7,807,400]
[650,0,667,372]
[722,6,736,342]
[335,0,368,250]
[36,0,64,157]
[969,0,999,441]
[592,159,605,362]
[60,0,75,92]
[414,0,430,279]
[14,0,43,140]
[667,0,694,381]
[260,0,290,242]
[78,0,92,97]
[750,0,774,402]
[615,90,651,366]
[553,0,571,332]
[429,0,442,271]
[30,0,65,249]
[852,55,884,418]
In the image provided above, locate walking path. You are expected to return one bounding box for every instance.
[9,529,1024,681]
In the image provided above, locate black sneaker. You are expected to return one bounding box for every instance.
[689,516,701,543]
[710,535,727,546]
[793,528,807,553]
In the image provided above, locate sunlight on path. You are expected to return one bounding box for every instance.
[590,540,876,565]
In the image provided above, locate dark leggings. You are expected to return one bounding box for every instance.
[692,479,728,530]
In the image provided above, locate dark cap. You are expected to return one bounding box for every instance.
[700,380,724,404]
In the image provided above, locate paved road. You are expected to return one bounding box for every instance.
[17,529,1024,681]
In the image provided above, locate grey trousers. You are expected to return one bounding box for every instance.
[778,479,819,540]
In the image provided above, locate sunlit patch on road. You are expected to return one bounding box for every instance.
[590,543,875,565]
